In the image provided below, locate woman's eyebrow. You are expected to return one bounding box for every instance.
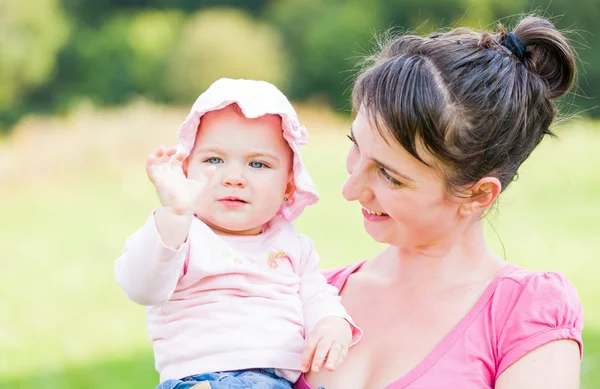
[351,124,416,183]
[373,158,416,183]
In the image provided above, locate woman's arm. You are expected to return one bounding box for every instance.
[496,339,581,389]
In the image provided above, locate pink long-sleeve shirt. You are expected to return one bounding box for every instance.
[115,213,361,383]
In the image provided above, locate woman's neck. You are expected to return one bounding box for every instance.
[370,220,505,288]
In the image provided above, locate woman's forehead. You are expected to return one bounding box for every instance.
[352,109,442,179]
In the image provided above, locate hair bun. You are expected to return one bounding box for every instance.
[512,16,576,99]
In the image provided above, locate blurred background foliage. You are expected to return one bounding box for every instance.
[1,1,599,388]
[0,0,598,132]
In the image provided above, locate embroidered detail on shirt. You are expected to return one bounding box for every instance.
[267,249,289,269]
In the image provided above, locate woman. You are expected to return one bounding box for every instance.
[296,15,583,389]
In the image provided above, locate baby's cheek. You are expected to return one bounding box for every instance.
[194,197,213,218]
[259,188,285,217]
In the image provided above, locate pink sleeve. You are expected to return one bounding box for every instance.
[496,271,583,377]
[321,261,367,290]
[114,212,188,306]
[296,235,362,344]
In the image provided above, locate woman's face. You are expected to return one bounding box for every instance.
[342,109,467,252]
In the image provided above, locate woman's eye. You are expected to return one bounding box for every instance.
[249,161,268,169]
[379,167,402,187]
[346,134,357,146]
[205,157,223,164]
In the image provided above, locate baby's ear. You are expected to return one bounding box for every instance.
[182,157,189,176]
[285,173,296,199]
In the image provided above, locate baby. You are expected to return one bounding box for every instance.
[115,78,361,389]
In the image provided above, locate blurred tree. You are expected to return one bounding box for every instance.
[266,0,598,115]
[264,0,515,110]
[162,8,289,102]
[61,0,271,25]
[127,10,186,99]
[1,0,598,131]
[31,10,185,110]
[0,0,70,119]
[266,0,385,111]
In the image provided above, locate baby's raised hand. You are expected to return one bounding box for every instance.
[146,145,213,216]
[301,316,353,373]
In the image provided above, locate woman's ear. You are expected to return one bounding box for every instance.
[459,177,502,216]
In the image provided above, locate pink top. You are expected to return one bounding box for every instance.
[296,261,583,389]
[115,214,361,383]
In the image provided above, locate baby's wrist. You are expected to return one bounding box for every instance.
[156,206,194,223]
[163,206,194,217]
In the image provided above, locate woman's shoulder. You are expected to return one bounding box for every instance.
[496,265,582,310]
[321,260,368,290]
[494,265,583,325]
[492,265,584,376]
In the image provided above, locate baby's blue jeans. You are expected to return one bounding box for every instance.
[156,368,293,389]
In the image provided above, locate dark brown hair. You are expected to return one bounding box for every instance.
[352,16,576,193]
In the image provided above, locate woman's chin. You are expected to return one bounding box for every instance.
[363,222,392,244]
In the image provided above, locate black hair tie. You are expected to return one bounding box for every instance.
[502,32,527,59]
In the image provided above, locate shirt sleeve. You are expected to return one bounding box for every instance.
[495,271,583,378]
[114,212,188,306]
[296,234,362,345]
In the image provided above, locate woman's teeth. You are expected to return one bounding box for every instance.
[364,208,387,216]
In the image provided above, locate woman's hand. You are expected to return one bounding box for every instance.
[301,316,353,373]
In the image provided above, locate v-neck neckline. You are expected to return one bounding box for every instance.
[330,260,518,388]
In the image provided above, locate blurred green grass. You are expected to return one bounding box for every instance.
[0,107,598,388]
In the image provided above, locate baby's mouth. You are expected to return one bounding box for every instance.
[218,197,249,208]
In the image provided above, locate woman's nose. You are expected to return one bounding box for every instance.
[342,157,370,202]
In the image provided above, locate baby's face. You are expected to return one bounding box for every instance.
[186,105,295,235]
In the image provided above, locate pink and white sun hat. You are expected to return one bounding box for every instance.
[176,78,319,222]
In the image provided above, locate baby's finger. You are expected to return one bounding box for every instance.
[194,165,216,190]
[311,339,334,372]
[156,145,167,158]
[146,153,155,169]
[325,342,345,371]
[146,154,159,177]
[169,150,188,166]
[165,146,177,158]
[203,165,216,180]
[300,334,319,373]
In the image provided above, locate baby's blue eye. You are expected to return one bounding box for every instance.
[249,161,266,169]
[206,157,223,164]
